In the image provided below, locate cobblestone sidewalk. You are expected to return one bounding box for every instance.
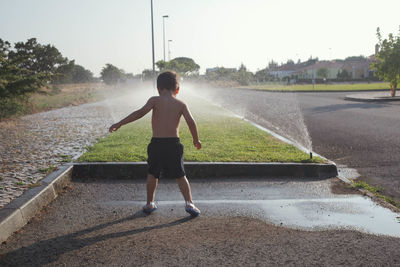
[0,101,117,208]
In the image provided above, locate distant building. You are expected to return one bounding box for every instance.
[269,63,297,79]
[294,60,343,79]
[342,59,371,79]
[267,45,378,81]
[206,67,236,74]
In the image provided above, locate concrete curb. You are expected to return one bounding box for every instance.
[72,162,338,180]
[0,165,72,243]
[344,95,400,102]
[240,88,389,93]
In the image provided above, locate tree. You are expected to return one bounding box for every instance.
[205,67,236,81]
[286,59,295,65]
[0,38,47,116]
[156,57,200,76]
[54,60,75,83]
[345,55,367,61]
[125,73,134,80]
[268,60,278,69]
[8,38,67,80]
[100,64,124,85]
[155,60,167,71]
[0,37,97,117]
[173,57,200,75]
[0,39,11,57]
[255,68,271,82]
[72,65,93,83]
[0,39,46,99]
[317,68,328,79]
[372,27,400,97]
[54,61,94,84]
[337,69,350,80]
[234,63,253,85]
[142,69,154,80]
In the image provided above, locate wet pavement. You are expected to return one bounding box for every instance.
[202,88,400,204]
[86,177,400,237]
[1,177,399,266]
[0,102,115,208]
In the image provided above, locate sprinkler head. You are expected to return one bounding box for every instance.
[310,152,313,159]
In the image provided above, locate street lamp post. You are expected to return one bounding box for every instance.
[150,0,155,79]
[168,39,172,61]
[163,15,169,62]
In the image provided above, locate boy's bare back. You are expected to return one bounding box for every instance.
[109,71,201,149]
[137,89,195,139]
[150,93,186,138]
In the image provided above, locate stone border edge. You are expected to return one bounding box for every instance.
[344,96,400,102]
[241,88,389,93]
[72,162,338,180]
[0,165,73,243]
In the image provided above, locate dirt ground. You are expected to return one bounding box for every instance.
[1,214,400,266]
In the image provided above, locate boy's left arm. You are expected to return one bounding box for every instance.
[182,104,201,150]
[109,97,155,132]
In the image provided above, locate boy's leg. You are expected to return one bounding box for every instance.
[146,174,158,205]
[176,176,193,203]
[176,176,201,216]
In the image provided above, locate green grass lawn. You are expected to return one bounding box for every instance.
[78,97,323,163]
[244,82,390,91]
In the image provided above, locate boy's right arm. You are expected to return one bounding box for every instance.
[109,97,155,132]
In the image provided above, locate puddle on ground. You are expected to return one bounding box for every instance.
[337,165,361,183]
[102,195,400,237]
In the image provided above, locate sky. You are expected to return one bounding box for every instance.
[1,0,399,76]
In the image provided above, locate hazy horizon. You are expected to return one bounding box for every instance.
[1,0,399,75]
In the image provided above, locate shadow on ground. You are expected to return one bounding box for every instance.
[0,211,194,266]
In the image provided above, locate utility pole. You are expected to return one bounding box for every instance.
[162,15,169,62]
[151,0,155,81]
[168,39,172,61]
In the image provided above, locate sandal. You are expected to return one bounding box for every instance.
[143,202,157,214]
[185,202,201,217]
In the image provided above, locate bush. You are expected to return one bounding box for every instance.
[0,97,25,118]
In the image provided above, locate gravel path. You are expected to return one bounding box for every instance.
[0,101,115,208]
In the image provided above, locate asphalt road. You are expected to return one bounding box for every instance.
[201,88,400,203]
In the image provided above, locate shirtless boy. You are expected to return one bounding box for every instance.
[109,71,201,216]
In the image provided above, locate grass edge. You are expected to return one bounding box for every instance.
[351,179,400,210]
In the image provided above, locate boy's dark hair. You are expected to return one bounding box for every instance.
[157,71,179,91]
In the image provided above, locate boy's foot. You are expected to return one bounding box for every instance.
[143,202,157,214]
[185,202,201,217]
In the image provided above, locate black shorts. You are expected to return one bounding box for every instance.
[147,137,185,179]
